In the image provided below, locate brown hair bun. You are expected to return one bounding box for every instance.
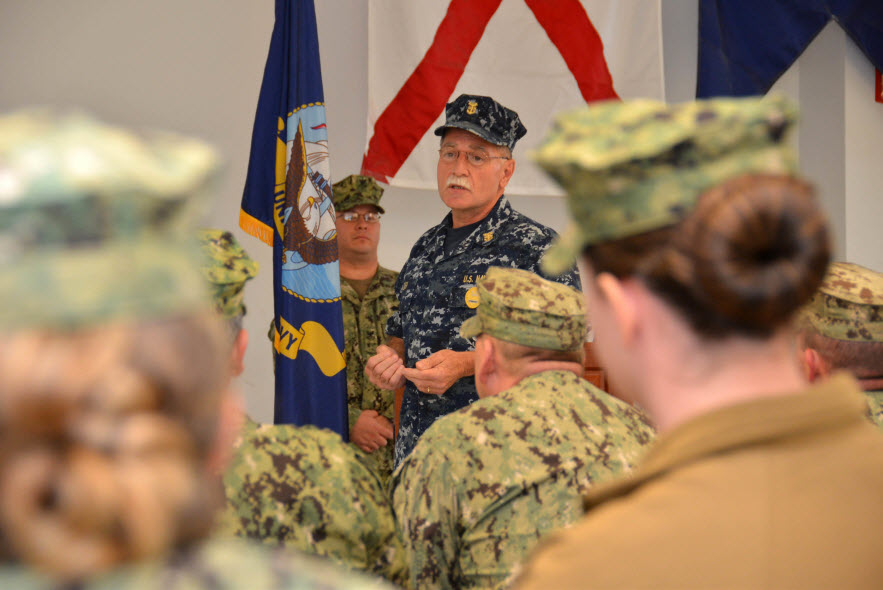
[674,174,830,337]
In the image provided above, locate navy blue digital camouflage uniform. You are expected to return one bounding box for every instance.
[387,195,581,464]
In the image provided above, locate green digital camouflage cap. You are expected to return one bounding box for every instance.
[801,262,883,342]
[331,174,385,214]
[434,94,527,151]
[198,229,259,319]
[460,266,586,351]
[533,96,798,275]
[0,109,219,330]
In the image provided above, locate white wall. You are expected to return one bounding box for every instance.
[1,1,880,421]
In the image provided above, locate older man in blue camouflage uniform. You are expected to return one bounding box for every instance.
[365,94,581,465]
[393,267,653,589]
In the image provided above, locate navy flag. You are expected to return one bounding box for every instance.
[698,0,883,98]
[239,0,347,438]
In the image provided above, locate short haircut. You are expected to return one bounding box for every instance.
[801,328,883,378]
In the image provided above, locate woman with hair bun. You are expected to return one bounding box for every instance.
[513,97,883,589]
[0,111,390,590]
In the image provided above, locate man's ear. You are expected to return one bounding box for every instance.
[596,272,638,346]
[802,347,829,382]
[498,158,515,192]
[205,391,244,475]
[230,328,249,377]
[474,336,497,397]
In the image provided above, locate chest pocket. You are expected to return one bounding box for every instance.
[446,275,488,351]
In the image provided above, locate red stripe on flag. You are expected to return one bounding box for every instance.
[361,0,503,183]
[525,0,618,102]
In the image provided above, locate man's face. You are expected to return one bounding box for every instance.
[437,129,515,224]
[335,204,381,261]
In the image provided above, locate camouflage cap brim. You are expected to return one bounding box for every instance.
[0,109,219,329]
[801,262,883,342]
[0,235,210,330]
[331,174,385,213]
[434,121,509,148]
[533,96,798,269]
[462,267,586,351]
[460,315,483,341]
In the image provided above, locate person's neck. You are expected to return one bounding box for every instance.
[640,330,807,434]
[857,376,883,391]
[450,195,501,228]
[339,255,378,281]
[519,360,585,381]
[488,360,583,396]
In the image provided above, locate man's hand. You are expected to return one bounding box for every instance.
[401,349,475,395]
[365,343,406,390]
[350,410,394,453]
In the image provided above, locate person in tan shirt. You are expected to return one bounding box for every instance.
[512,97,883,589]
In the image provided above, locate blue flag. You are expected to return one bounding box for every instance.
[698,0,883,98]
[239,0,347,438]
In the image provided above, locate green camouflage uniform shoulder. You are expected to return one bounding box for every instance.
[445,371,653,485]
[866,390,883,432]
[219,419,407,585]
[394,371,654,589]
[0,538,394,589]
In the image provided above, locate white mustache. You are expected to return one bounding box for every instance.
[446,175,472,191]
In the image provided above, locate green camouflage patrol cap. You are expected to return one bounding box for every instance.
[0,109,219,329]
[801,262,883,342]
[460,266,586,351]
[198,229,258,318]
[434,94,527,151]
[533,96,798,276]
[331,174,386,213]
[331,174,385,214]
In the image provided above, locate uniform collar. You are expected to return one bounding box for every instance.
[436,195,512,258]
[584,372,868,508]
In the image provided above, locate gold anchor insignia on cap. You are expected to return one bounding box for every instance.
[483,231,494,243]
[466,100,478,115]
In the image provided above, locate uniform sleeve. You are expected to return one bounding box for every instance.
[554,264,582,292]
[394,446,460,590]
[385,312,402,339]
[345,458,409,586]
[385,272,404,339]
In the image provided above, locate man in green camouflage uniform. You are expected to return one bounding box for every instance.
[198,228,258,376]
[200,230,407,585]
[798,261,883,430]
[393,266,654,590]
[332,174,399,487]
[218,417,407,585]
[0,109,392,590]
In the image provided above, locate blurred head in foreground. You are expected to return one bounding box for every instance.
[536,96,830,418]
[0,109,231,581]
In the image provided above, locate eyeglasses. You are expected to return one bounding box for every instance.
[438,148,509,167]
[337,211,382,223]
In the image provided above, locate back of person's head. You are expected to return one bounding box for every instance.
[798,261,883,378]
[535,96,830,340]
[460,266,587,369]
[197,229,258,377]
[0,110,228,581]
